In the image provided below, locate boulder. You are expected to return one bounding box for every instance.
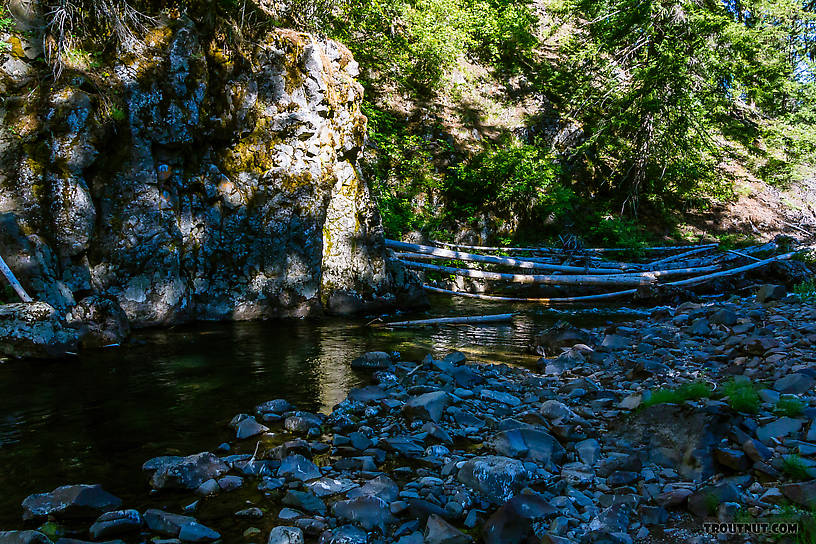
[278,454,322,482]
[22,484,122,521]
[756,284,787,303]
[489,428,565,464]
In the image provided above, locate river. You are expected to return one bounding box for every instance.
[0,297,652,527]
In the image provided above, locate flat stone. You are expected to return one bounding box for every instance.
[178,522,220,543]
[144,509,197,537]
[480,390,521,407]
[22,484,123,521]
[756,417,805,444]
[237,417,270,440]
[278,454,321,482]
[282,491,326,515]
[774,373,815,394]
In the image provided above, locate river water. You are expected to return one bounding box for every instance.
[0,297,651,527]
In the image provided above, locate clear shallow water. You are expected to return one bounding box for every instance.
[0,297,649,526]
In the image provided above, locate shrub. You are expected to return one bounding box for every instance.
[794,279,816,301]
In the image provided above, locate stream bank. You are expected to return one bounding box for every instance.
[2,291,815,543]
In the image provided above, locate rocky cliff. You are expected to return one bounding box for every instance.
[0,16,424,355]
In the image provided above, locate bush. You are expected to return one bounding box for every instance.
[775,396,806,417]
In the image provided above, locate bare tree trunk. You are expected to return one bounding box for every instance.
[0,255,33,303]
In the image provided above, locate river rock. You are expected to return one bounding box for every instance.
[236,416,270,439]
[319,525,368,544]
[347,475,399,502]
[482,494,557,544]
[278,454,322,481]
[178,522,221,543]
[773,373,815,394]
[268,526,304,544]
[424,514,472,544]
[148,452,229,490]
[22,484,122,521]
[532,322,592,355]
[403,391,450,423]
[781,480,816,506]
[0,531,51,544]
[282,491,326,515]
[89,509,142,539]
[284,413,324,434]
[489,428,565,464]
[757,284,786,302]
[332,495,393,532]
[144,509,197,536]
[457,456,529,504]
[351,352,393,370]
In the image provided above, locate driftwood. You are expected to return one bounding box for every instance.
[0,254,33,303]
[400,259,659,286]
[422,285,638,303]
[372,313,516,328]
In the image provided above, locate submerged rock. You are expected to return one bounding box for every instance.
[147,452,229,491]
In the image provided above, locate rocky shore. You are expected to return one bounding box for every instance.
[2,286,816,544]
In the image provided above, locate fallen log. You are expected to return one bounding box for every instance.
[422,285,638,303]
[386,240,624,273]
[667,251,797,288]
[399,258,720,283]
[647,246,717,268]
[430,240,719,254]
[0,254,33,303]
[400,259,659,286]
[372,313,516,328]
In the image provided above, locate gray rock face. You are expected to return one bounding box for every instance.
[457,456,530,504]
[0,16,425,339]
[21,484,122,521]
[147,452,229,490]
